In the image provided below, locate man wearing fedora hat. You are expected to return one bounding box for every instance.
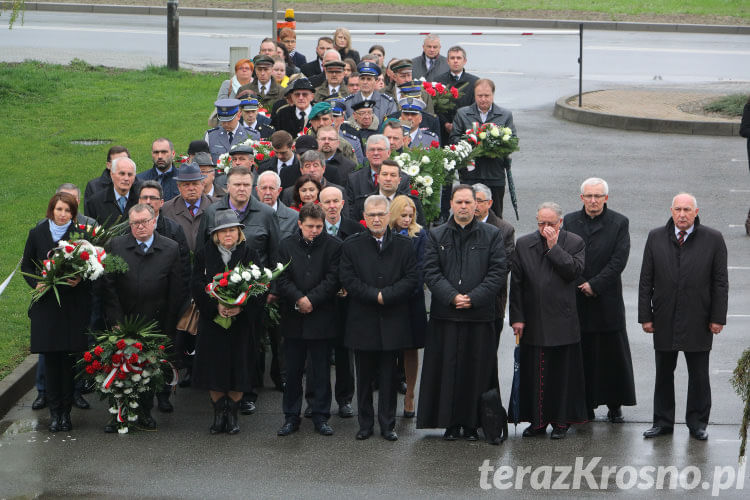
[272,78,316,137]
[237,55,283,111]
[344,61,396,124]
[161,162,217,252]
[206,99,254,163]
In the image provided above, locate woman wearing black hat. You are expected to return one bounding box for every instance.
[190,210,262,434]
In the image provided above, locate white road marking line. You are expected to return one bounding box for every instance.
[729,266,750,270]
[728,224,746,228]
[727,314,750,317]
[716,439,741,443]
[712,369,733,374]
[729,189,750,192]
[460,42,522,47]
[587,45,750,56]
[482,71,525,75]
[731,159,745,162]
[13,25,267,39]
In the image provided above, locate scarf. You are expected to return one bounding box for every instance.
[217,243,236,265]
[231,75,243,96]
[48,219,71,242]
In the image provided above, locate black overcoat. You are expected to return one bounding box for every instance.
[424,219,506,323]
[509,230,585,347]
[275,230,342,340]
[22,222,91,353]
[637,217,728,352]
[100,232,184,338]
[344,168,410,220]
[563,205,629,332]
[339,228,417,351]
[83,182,141,227]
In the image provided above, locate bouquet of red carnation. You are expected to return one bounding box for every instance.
[464,122,519,160]
[78,317,174,434]
[22,239,128,305]
[250,140,275,163]
[176,153,190,165]
[422,81,462,114]
[205,261,288,329]
[70,219,129,247]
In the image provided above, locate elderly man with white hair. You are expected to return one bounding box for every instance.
[509,201,587,440]
[84,157,140,227]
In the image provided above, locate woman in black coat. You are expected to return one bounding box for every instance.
[21,193,91,433]
[334,28,360,65]
[191,210,261,435]
[388,195,427,418]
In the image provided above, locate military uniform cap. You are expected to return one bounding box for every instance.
[323,60,347,71]
[325,95,346,116]
[253,54,275,67]
[352,100,376,111]
[229,144,254,155]
[391,59,413,72]
[356,61,381,77]
[309,102,332,120]
[398,97,426,113]
[214,98,241,121]
[239,95,259,110]
[398,80,424,96]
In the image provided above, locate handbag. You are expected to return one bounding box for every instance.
[177,300,200,335]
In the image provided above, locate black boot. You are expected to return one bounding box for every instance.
[225,398,240,435]
[59,408,73,432]
[48,409,61,433]
[210,397,227,435]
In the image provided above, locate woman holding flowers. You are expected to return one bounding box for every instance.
[191,210,261,435]
[21,193,92,433]
[388,195,428,418]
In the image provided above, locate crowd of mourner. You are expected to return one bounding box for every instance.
[22,29,728,444]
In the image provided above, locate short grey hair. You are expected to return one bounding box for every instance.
[537,201,563,219]
[424,34,441,44]
[322,49,342,61]
[257,170,281,189]
[672,192,698,209]
[56,183,80,198]
[129,203,155,218]
[364,194,390,213]
[580,177,609,195]
[301,149,326,167]
[366,134,390,151]
[472,183,492,201]
[112,157,136,175]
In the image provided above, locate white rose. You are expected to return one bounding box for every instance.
[123,388,133,394]
[241,271,252,281]
[141,370,151,377]
[423,175,433,187]
[407,165,420,177]
[129,401,139,408]
[115,381,124,388]
[128,415,139,422]
[479,132,487,140]
[503,127,513,136]
[117,427,129,434]
[421,156,430,164]
[395,159,404,168]
[425,187,433,196]
[502,135,511,142]
[415,175,424,185]
[276,263,284,271]
[251,269,261,280]
[142,378,150,385]
[131,374,141,382]
[229,273,241,283]
[264,268,273,280]
[109,407,119,414]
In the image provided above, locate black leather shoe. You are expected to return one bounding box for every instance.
[138,413,158,430]
[178,371,192,388]
[355,428,373,440]
[32,392,47,410]
[607,407,624,423]
[103,418,117,433]
[464,427,479,441]
[303,405,313,418]
[73,394,90,410]
[550,425,568,440]
[397,381,408,395]
[643,426,673,438]
[59,412,73,432]
[690,428,709,441]
[48,412,61,433]
[522,424,547,437]
[277,422,299,436]
[338,403,354,418]
[316,423,334,436]
[239,399,256,415]
[156,392,174,413]
[443,425,461,441]
[381,430,398,441]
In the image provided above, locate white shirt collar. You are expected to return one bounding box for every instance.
[675,225,695,238]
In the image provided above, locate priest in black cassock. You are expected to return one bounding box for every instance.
[417,185,506,441]
[563,178,636,423]
[509,202,588,440]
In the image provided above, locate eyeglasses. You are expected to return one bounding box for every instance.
[365,212,388,219]
[475,199,491,204]
[367,147,387,152]
[582,194,606,200]
[129,218,154,228]
[152,150,170,154]
[139,195,162,201]
[537,221,558,227]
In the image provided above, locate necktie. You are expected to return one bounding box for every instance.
[139,242,147,253]
[299,110,306,122]
[228,131,234,143]
[331,87,338,95]
[426,58,432,71]
[678,230,687,246]
[117,196,127,214]
[260,85,266,97]
[377,239,382,251]
[329,225,337,236]
[188,204,197,217]
[454,74,460,82]
[373,173,378,186]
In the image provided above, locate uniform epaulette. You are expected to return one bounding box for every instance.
[381,93,394,102]
[343,94,357,102]
[207,126,220,132]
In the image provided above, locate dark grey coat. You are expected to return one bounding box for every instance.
[509,230,585,347]
[637,217,728,352]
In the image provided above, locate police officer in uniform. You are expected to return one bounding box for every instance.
[206,99,255,163]
[398,98,440,148]
[341,100,378,151]
[328,97,364,165]
[238,95,274,140]
[386,81,442,139]
[344,61,396,124]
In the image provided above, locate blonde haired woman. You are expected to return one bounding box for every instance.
[388,195,427,417]
[333,27,360,65]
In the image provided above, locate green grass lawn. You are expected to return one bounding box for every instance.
[0,60,225,379]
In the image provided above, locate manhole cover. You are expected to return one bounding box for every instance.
[70,139,112,145]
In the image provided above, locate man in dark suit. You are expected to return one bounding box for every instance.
[639,193,728,441]
[564,178,636,423]
[84,157,140,227]
[509,202,588,439]
[340,194,418,441]
[160,163,216,251]
[436,45,479,144]
[410,34,449,81]
[450,79,517,219]
[100,203,184,431]
[318,125,357,186]
[136,138,180,201]
[351,160,425,227]
[300,36,334,78]
[280,150,343,206]
[256,131,300,189]
[84,145,130,201]
[271,78,315,137]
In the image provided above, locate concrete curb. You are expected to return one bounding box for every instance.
[0,354,36,419]
[554,94,742,136]
[3,2,750,35]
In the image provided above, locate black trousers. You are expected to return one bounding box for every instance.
[44,352,75,413]
[653,350,711,431]
[488,185,505,218]
[284,338,331,425]
[304,344,354,406]
[354,350,398,433]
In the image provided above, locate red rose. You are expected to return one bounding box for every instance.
[92,229,97,236]
[129,353,139,363]
[116,339,126,350]
[85,364,96,374]
[117,372,127,380]
[435,82,445,93]
[223,272,230,278]
[79,224,86,230]
[411,189,419,196]
[423,81,433,89]
[83,351,93,362]
[103,364,112,372]
[256,153,265,161]
[269,151,276,157]
[426,88,436,97]
[65,245,74,253]
[112,353,122,364]
[134,342,143,351]
[159,345,165,351]
[450,87,459,98]
[92,360,102,370]
[450,144,456,151]
[359,219,367,228]
[80,251,90,260]
[219,278,229,287]
[93,345,103,356]
[430,140,440,148]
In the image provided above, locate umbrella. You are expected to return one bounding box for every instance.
[507,334,521,429]
[506,165,519,220]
